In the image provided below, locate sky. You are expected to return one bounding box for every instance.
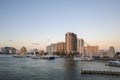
[0,0,120,51]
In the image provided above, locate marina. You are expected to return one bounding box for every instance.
[0,0,120,80]
[0,54,120,80]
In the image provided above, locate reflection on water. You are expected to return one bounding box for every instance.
[64,59,80,80]
[0,55,120,80]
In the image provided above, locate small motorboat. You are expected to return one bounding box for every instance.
[42,55,55,60]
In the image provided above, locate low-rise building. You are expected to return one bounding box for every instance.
[99,46,115,58]
[99,50,109,57]
[46,43,57,54]
[46,45,51,54]
[50,43,57,54]
[1,47,17,54]
[84,46,99,57]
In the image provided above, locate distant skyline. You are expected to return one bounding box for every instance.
[0,0,120,51]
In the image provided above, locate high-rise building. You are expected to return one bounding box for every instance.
[56,42,66,53]
[77,38,84,55]
[65,32,77,53]
[109,46,115,58]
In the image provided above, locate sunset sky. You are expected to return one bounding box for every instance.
[0,0,120,51]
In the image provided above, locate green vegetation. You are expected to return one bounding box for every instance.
[20,46,27,54]
[115,52,120,59]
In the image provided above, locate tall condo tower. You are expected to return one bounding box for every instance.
[65,32,77,54]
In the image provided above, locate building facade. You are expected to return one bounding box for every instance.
[109,46,115,58]
[1,47,17,54]
[99,47,115,58]
[65,32,77,53]
[77,38,84,55]
[46,43,57,54]
[56,42,66,53]
[46,45,51,54]
[50,43,57,54]
[99,50,108,57]
[84,46,99,57]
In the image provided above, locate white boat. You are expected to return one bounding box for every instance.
[73,55,93,61]
[31,55,41,59]
[42,55,55,60]
[74,56,84,61]
[13,54,26,58]
[13,52,32,58]
[31,50,42,59]
[106,61,120,66]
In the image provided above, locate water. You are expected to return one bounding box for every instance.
[0,54,120,80]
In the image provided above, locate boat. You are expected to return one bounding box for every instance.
[73,55,93,61]
[13,54,26,58]
[30,50,42,59]
[106,61,120,67]
[42,55,55,60]
[31,55,41,59]
[74,56,84,61]
[25,54,32,57]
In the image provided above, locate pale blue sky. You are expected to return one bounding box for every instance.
[0,0,120,51]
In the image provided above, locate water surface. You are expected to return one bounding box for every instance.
[0,55,120,80]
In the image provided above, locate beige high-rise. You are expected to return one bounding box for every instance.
[65,32,77,53]
[56,42,66,53]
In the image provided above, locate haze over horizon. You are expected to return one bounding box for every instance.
[0,0,120,51]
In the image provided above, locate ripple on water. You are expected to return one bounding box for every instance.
[0,55,120,80]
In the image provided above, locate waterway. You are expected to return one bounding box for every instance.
[0,54,120,80]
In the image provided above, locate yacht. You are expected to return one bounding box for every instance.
[106,61,120,66]
[42,55,55,60]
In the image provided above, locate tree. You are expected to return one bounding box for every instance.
[115,52,120,59]
[20,46,27,54]
[69,52,74,58]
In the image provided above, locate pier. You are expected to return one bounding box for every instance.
[105,63,120,67]
[81,69,120,76]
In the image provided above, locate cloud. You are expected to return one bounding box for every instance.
[9,40,13,42]
[47,39,51,41]
[32,43,40,45]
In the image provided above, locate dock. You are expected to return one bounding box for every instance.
[81,69,120,76]
[105,63,120,67]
